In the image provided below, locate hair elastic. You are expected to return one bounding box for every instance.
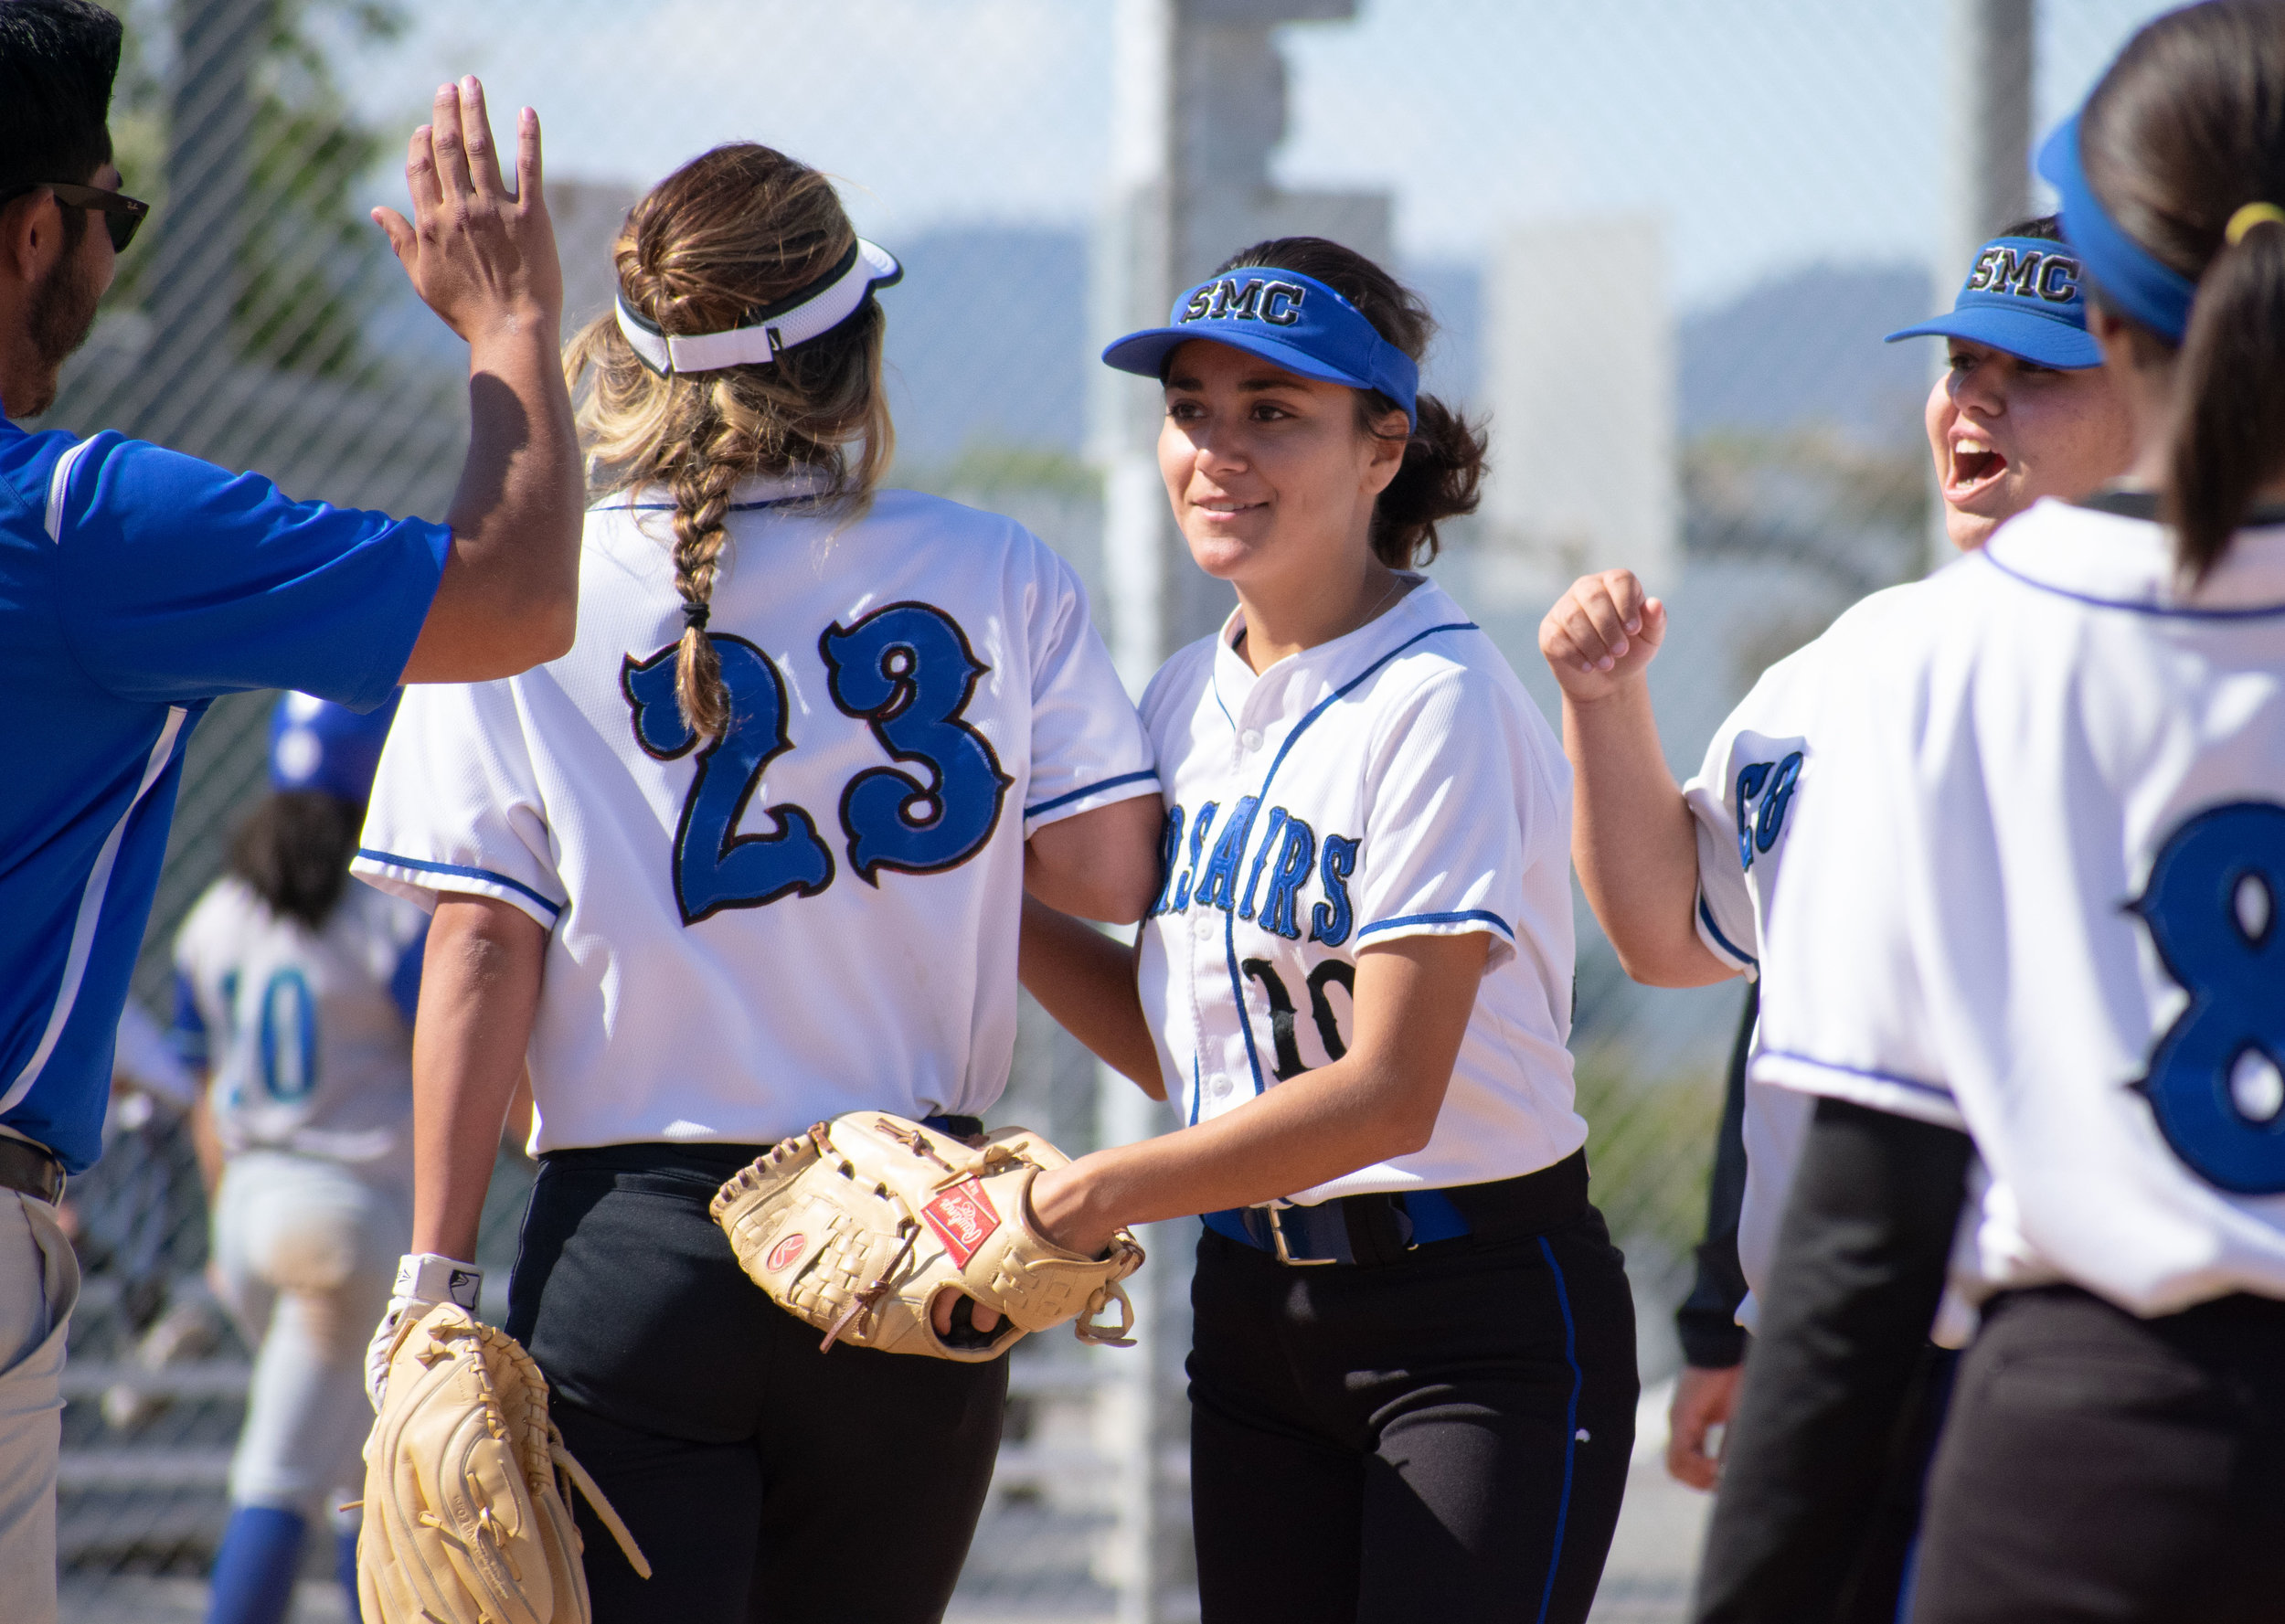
[2226,202,2285,246]
[2037,112,2198,345]
[616,238,901,377]
[682,600,710,630]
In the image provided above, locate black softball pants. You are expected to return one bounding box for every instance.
[505,1143,1007,1624]
[1187,1208,1639,1624]
[1908,1284,2285,1624]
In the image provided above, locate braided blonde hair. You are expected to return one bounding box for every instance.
[565,144,894,737]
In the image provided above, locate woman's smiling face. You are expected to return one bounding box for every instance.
[1927,338,2136,549]
[1157,338,1407,589]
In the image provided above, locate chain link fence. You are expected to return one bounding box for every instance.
[41,1,2179,1619]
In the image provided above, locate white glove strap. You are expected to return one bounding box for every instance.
[394,1252,483,1311]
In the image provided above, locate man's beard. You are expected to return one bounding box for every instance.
[19,245,104,417]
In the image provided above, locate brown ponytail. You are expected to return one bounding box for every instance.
[2079,0,2285,580]
[1210,238,1489,568]
[565,144,894,737]
[2168,214,2285,578]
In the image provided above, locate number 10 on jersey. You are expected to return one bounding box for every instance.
[621,604,1012,926]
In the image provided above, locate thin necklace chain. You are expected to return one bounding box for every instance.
[1236,569,1408,661]
[1357,568,1407,626]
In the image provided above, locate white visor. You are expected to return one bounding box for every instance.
[615,239,900,376]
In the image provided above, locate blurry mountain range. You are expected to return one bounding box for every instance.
[1678,261,1934,447]
[368,203,1935,472]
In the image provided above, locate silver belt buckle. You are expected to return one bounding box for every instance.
[1263,1205,1336,1267]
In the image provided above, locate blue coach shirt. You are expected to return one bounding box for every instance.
[0,418,450,1173]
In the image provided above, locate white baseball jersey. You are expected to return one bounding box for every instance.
[354,477,1156,1153]
[172,876,427,1175]
[1754,496,2285,1316]
[1682,581,1937,1323]
[1136,577,1584,1202]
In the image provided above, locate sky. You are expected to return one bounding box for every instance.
[343,0,2179,312]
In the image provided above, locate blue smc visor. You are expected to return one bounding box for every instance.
[2037,111,2196,345]
[1885,234,2102,368]
[1102,269,1420,427]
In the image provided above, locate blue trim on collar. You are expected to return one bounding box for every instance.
[1976,548,2285,620]
[618,496,819,513]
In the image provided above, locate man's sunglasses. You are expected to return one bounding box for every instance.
[0,181,150,253]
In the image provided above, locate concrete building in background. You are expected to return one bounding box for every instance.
[1483,215,1679,597]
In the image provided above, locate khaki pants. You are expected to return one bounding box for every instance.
[0,1192,79,1624]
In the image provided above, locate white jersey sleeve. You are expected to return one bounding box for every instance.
[357,679,565,931]
[1754,501,2285,1315]
[1018,560,1158,833]
[1680,583,1929,980]
[1345,663,1540,971]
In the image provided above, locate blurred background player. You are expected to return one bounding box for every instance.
[172,693,427,1624]
[1,0,579,1608]
[1021,238,1639,1624]
[1539,217,2134,1614]
[1696,3,2285,1617]
[353,143,1161,1621]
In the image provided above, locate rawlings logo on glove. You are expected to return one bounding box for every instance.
[710,1112,1145,1362]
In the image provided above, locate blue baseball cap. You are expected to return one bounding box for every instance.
[269,689,401,802]
[1101,268,1421,427]
[1885,235,2100,368]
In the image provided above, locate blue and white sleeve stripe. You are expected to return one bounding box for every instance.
[353,848,565,922]
[1354,909,1515,941]
[1023,769,1161,823]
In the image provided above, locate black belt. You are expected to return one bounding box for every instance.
[0,1136,66,1205]
[1205,1149,1590,1267]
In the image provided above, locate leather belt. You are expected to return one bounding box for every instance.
[1204,1149,1590,1268]
[0,1136,66,1205]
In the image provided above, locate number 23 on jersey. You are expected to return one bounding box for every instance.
[620,603,1014,926]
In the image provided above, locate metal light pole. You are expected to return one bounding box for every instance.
[1929,0,2034,570]
[143,0,271,440]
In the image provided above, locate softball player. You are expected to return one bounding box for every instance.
[1546,220,2135,1613]
[1703,4,2285,1616]
[1546,215,2134,1548]
[171,693,426,1624]
[1019,237,1638,1624]
[351,143,1160,1623]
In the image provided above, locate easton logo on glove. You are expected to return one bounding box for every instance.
[710,1111,1145,1363]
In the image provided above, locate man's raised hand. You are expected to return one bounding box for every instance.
[372,78,562,345]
